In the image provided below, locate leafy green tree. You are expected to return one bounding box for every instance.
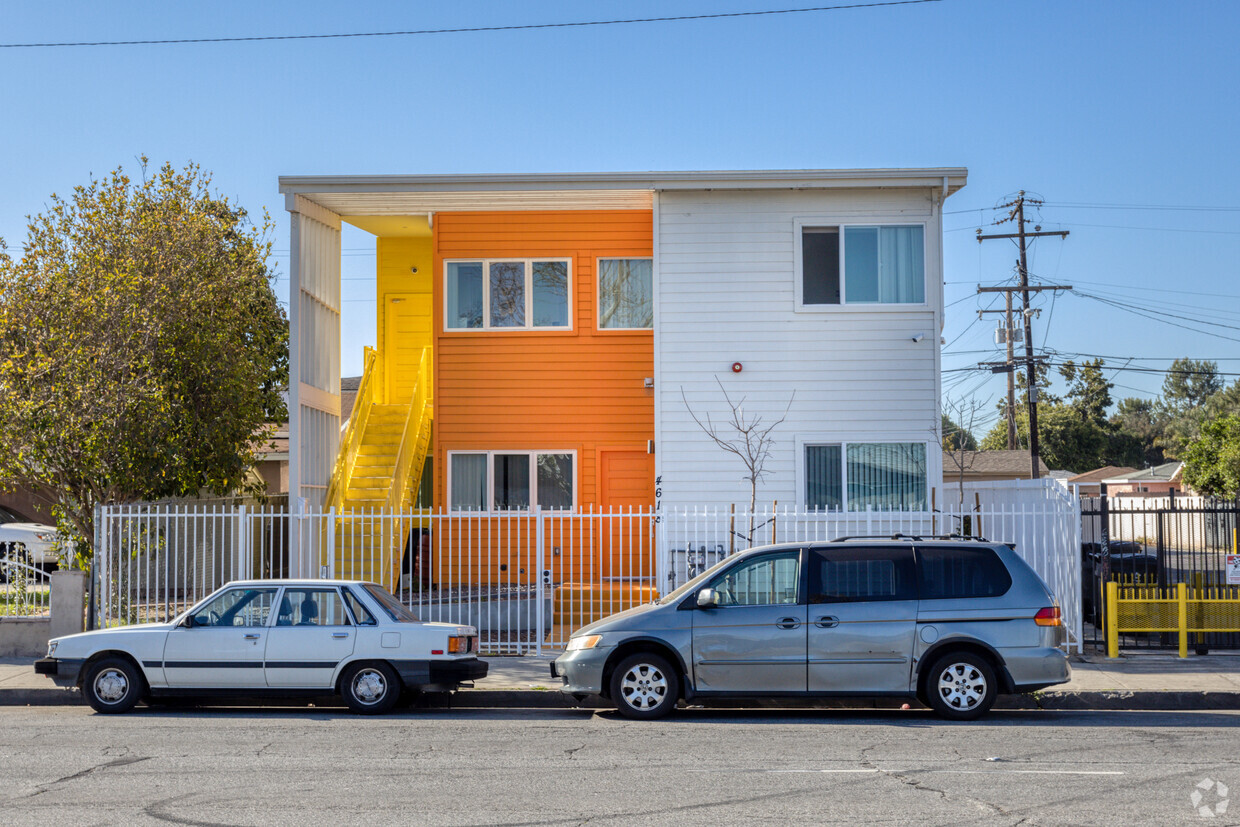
[979,408,1113,473]
[1162,358,1222,412]
[941,413,978,451]
[0,161,288,562]
[1181,415,1240,497]
[1110,397,1167,466]
[1060,358,1112,424]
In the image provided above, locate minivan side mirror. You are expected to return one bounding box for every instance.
[697,588,720,609]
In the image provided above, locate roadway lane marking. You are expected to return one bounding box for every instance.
[690,768,1125,776]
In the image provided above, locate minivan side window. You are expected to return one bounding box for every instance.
[808,547,916,603]
[707,552,801,606]
[917,546,1012,599]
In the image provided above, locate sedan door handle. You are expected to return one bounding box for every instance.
[243,633,262,640]
[815,616,839,628]
[332,632,349,639]
[775,617,802,630]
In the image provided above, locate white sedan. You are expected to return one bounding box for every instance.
[35,579,487,714]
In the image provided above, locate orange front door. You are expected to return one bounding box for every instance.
[599,449,654,508]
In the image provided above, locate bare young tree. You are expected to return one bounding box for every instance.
[682,378,794,544]
[938,396,989,506]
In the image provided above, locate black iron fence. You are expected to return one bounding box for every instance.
[1081,491,1240,651]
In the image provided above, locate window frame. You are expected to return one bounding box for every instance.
[705,549,805,607]
[446,449,578,513]
[793,219,928,311]
[274,586,353,627]
[796,435,931,512]
[807,546,917,604]
[595,256,654,332]
[443,257,573,332]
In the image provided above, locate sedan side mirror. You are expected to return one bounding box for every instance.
[697,588,720,609]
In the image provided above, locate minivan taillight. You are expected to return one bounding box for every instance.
[1035,607,1062,627]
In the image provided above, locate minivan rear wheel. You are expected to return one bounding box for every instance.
[926,652,997,721]
[609,653,678,720]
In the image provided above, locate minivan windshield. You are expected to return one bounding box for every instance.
[657,554,738,604]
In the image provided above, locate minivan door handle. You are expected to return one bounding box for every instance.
[776,617,802,630]
[815,616,839,628]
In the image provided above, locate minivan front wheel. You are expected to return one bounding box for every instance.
[610,653,678,720]
[926,652,997,721]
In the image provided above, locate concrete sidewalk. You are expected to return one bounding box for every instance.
[4,653,1239,710]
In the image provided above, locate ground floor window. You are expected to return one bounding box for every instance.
[804,441,927,511]
[448,451,575,511]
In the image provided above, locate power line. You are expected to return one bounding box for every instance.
[0,1,943,48]
[946,201,1240,216]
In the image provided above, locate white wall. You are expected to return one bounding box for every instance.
[653,187,944,511]
[287,196,343,510]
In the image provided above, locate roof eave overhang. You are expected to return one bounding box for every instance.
[279,168,968,217]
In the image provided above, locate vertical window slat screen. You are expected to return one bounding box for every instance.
[806,445,843,510]
[846,443,927,510]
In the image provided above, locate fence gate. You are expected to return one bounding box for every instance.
[1081,494,1240,651]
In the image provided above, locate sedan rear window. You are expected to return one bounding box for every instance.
[917,546,1012,599]
[362,584,421,623]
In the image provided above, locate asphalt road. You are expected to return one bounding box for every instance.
[2,705,1238,825]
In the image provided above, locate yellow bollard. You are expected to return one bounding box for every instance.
[1106,581,1120,658]
[1177,582,1189,659]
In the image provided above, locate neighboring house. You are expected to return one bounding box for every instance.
[277,168,967,577]
[1100,462,1190,496]
[942,450,1049,485]
[1068,465,1139,497]
[252,423,290,496]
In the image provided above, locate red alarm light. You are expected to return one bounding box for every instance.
[731,362,743,373]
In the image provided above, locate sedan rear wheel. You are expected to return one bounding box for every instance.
[609,653,678,720]
[341,662,401,715]
[926,652,997,721]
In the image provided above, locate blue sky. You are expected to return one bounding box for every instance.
[2,1,1237,437]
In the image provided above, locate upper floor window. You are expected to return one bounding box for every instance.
[799,225,924,306]
[445,259,571,330]
[598,258,653,330]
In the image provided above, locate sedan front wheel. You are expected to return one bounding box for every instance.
[84,657,143,714]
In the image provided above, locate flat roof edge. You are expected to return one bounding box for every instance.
[278,167,968,195]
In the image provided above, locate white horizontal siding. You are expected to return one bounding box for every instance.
[654,188,944,510]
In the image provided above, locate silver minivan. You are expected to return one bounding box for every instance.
[553,538,1070,720]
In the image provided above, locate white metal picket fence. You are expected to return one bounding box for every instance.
[1,551,52,618]
[95,496,1082,653]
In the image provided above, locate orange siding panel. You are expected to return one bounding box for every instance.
[433,211,654,510]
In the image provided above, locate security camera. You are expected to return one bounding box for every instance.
[911,333,925,343]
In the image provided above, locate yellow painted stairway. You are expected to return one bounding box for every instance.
[323,346,432,586]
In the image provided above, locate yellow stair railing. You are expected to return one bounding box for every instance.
[320,346,433,587]
[381,348,433,585]
[323,346,378,513]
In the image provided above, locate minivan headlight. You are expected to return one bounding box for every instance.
[566,635,602,651]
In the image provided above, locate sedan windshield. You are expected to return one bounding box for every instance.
[362,584,420,623]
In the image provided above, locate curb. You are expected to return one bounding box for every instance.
[4,687,1238,711]
[439,689,1240,712]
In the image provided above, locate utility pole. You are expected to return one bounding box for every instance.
[976,192,1070,479]
[978,292,1017,448]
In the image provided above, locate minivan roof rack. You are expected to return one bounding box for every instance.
[828,533,992,543]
